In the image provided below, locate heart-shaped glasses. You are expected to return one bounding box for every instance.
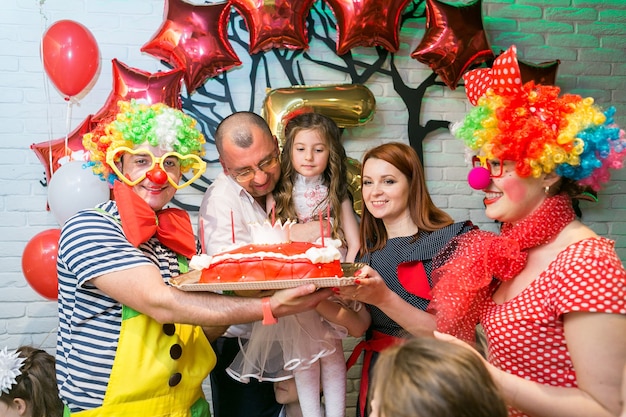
[106,146,206,189]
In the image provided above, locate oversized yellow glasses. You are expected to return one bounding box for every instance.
[471,155,504,178]
[106,146,206,189]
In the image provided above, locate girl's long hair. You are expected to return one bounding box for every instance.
[273,112,348,241]
[360,142,454,254]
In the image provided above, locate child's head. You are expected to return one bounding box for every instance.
[0,346,63,417]
[274,112,349,236]
[282,112,345,180]
[273,378,299,406]
[369,337,507,417]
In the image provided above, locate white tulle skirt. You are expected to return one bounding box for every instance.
[226,308,347,383]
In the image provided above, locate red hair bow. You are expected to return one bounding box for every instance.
[463,45,523,105]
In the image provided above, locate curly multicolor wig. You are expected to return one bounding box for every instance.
[83,100,206,184]
[453,46,625,191]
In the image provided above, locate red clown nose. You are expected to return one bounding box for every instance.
[146,166,169,184]
[467,166,491,190]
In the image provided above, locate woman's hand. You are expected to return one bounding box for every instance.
[337,265,392,306]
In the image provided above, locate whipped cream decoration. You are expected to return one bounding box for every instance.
[189,254,212,270]
[249,219,295,244]
[305,244,342,264]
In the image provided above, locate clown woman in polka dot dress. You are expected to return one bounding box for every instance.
[429,45,626,417]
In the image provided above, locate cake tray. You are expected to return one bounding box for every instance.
[169,263,364,292]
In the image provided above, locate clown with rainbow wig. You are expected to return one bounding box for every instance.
[84,99,206,187]
[454,45,625,194]
[430,46,626,417]
[55,100,333,416]
[55,100,217,416]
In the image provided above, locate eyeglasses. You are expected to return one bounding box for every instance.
[472,155,504,178]
[106,146,206,189]
[229,154,279,183]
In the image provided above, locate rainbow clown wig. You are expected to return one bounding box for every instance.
[83,100,206,185]
[452,45,625,192]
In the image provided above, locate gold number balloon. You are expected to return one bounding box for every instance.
[261,83,374,215]
[261,83,376,146]
[345,156,363,216]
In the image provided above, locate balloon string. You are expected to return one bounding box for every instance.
[64,99,73,160]
[39,5,54,179]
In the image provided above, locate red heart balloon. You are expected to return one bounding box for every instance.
[41,20,100,99]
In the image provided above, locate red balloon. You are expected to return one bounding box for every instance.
[231,0,315,54]
[41,20,100,99]
[21,229,61,300]
[325,0,412,55]
[91,59,184,127]
[411,0,494,90]
[31,115,92,185]
[141,0,242,93]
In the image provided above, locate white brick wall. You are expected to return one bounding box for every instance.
[1,1,625,415]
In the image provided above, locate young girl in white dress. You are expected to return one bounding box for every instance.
[227,112,369,417]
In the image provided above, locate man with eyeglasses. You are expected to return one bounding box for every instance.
[56,101,330,417]
[199,111,327,417]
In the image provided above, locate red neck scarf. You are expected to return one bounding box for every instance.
[113,181,197,259]
[429,194,576,342]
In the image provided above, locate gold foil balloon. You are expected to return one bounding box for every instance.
[261,83,376,146]
[261,83,373,216]
[345,156,363,216]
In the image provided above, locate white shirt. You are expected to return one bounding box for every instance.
[198,172,269,338]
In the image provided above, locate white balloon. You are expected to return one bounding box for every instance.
[47,161,110,226]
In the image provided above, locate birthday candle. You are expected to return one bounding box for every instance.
[231,210,235,244]
[319,210,324,247]
[199,217,206,253]
[271,202,276,226]
[326,203,331,238]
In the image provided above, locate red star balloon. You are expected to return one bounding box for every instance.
[90,59,184,127]
[31,115,92,184]
[325,0,412,55]
[231,0,315,55]
[141,0,242,93]
[411,0,494,90]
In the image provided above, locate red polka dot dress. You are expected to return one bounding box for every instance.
[480,237,626,417]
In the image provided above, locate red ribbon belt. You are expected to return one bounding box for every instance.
[346,331,404,417]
